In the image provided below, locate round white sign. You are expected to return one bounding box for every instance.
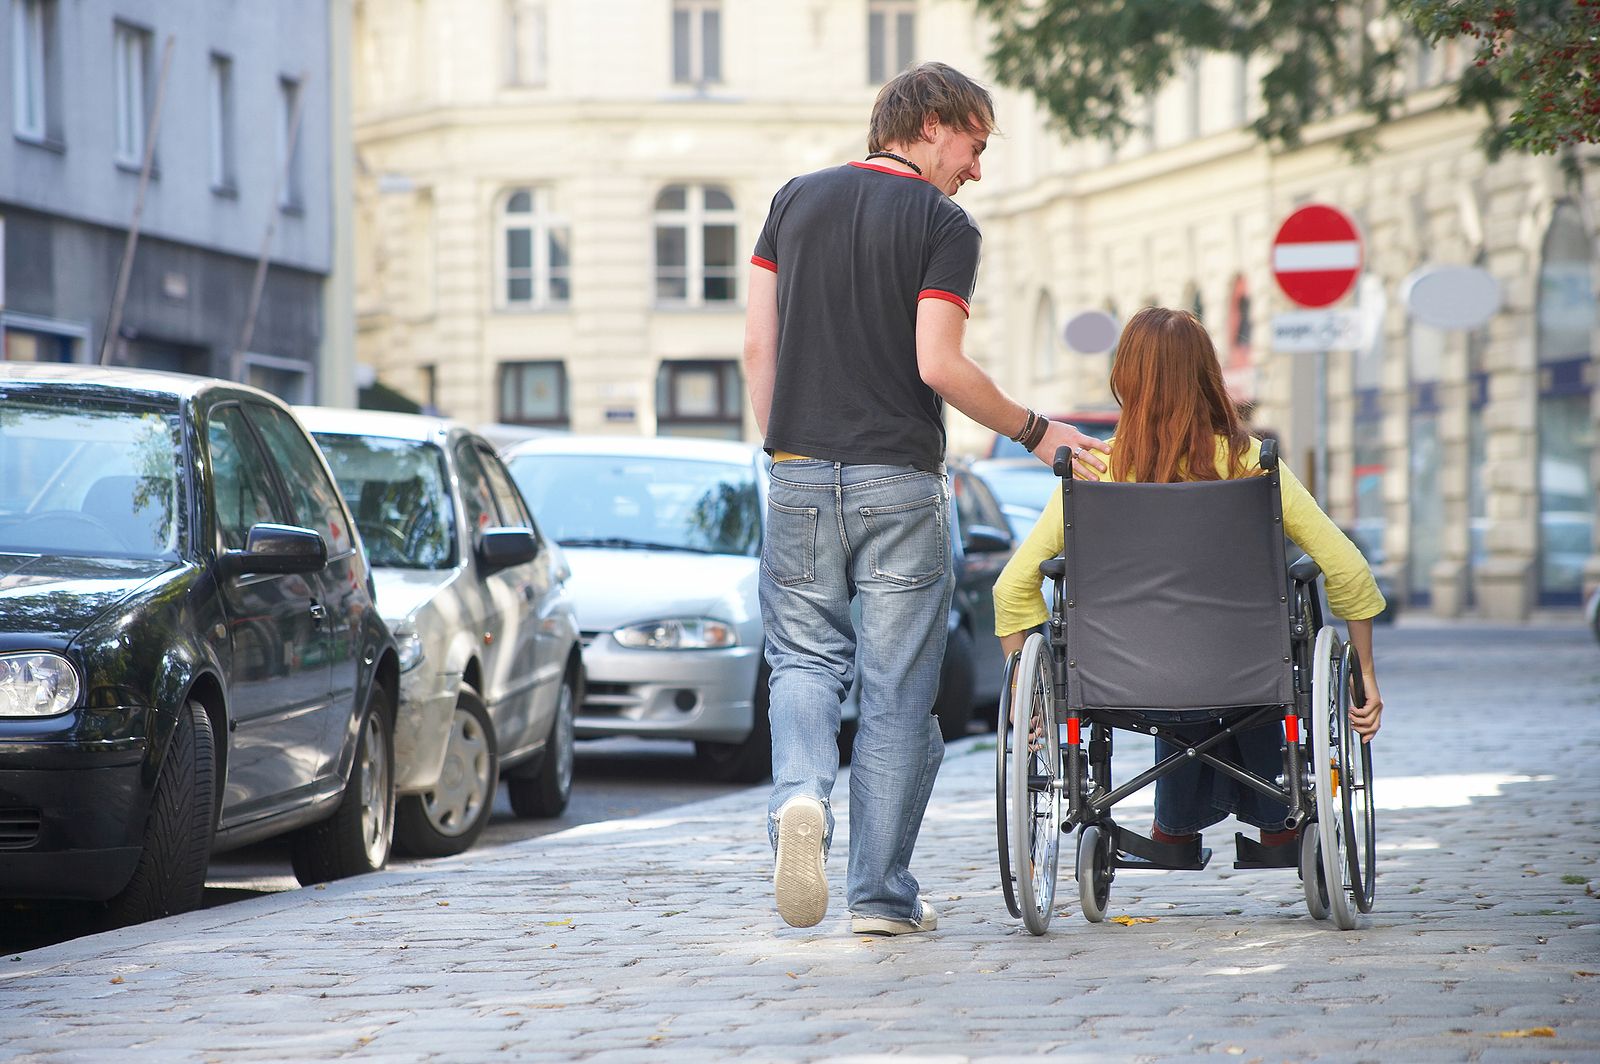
[1062,310,1119,354]
[1402,265,1501,330]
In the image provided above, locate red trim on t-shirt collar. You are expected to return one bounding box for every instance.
[849,161,929,182]
[918,289,971,317]
[750,255,777,272]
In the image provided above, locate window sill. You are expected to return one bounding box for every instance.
[115,157,159,178]
[14,131,65,154]
[212,182,238,199]
[494,303,573,315]
[652,302,743,314]
[279,202,305,217]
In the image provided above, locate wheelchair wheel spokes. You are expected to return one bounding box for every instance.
[996,651,1022,919]
[1010,633,1061,935]
[1340,644,1378,913]
[1310,627,1359,930]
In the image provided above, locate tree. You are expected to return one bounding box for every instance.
[973,0,1598,158]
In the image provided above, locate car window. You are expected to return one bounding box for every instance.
[246,403,351,555]
[207,405,290,551]
[959,470,1008,533]
[0,393,183,559]
[453,440,498,539]
[313,433,456,570]
[479,446,536,531]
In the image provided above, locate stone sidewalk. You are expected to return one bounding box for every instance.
[3,625,1598,1062]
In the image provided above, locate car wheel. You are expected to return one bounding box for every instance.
[933,625,976,742]
[507,670,576,818]
[291,680,396,886]
[105,700,216,927]
[395,685,498,856]
[694,666,772,784]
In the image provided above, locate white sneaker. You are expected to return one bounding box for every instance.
[851,900,938,936]
[773,796,828,928]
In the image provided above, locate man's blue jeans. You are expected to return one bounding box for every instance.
[760,460,952,921]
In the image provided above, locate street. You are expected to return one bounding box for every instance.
[2,621,1597,1061]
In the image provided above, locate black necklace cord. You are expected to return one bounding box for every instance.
[864,151,923,175]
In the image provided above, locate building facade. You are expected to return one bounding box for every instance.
[350,0,1598,619]
[1,0,339,402]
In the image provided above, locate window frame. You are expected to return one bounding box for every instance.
[208,53,236,194]
[498,360,569,428]
[655,359,744,438]
[496,186,572,310]
[867,0,916,84]
[671,0,722,87]
[112,20,151,169]
[277,76,305,212]
[505,0,548,87]
[653,183,738,308]
[12,0,50,143]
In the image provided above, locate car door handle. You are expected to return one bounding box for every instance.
[309,601,328,627]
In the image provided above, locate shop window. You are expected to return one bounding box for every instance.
[499,360,568,427]
[657,359,743,439]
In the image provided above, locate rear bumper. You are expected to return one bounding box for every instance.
[0,740,148,901]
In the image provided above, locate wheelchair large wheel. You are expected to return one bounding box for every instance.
[1300,821,1330,921]
[1340,643,1378,914]
[1310,627,1364,930]
[1010,633,1061,935]
[995,650,1022,919]
[1077,824,1112,923]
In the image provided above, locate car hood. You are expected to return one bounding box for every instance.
[561,548,757,630]
[0,553,173,648]
[370,566,460,627]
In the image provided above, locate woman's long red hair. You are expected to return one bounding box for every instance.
[1109,307,1252,484]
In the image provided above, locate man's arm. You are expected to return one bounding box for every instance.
[916,298,1108,476]
[743,266,779,437]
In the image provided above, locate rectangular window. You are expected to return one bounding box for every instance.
[208,54,235,192]
[868,0,915,84]
[672,0,721,86]
[506,0,547,86]
[656,360,743,439]
[499,361,568,426]
[113,22,151,167]
[12,0,52,142]
[277,77,304,210]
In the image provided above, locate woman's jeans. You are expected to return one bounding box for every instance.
[760,460,952,921]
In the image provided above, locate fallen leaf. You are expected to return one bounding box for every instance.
[1492,1027,1555,1039]
[314,884,327,891]
[647,1035,666,1042]
[785,972,798,979]
[548,944,558,950]
[542,918,571,926]
[1225,1048,1245,1056]
[660,910,685,918]
[109,976,125,985]
[1110,915,1159,926]
[1575,971,1598,978]
[436,901,450,907]
[356,1037,373,1046]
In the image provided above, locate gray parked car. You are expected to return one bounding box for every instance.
[299,409,582,856]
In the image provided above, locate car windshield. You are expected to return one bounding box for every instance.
[507,453,761,558]
[313,433,456,569]
[0,393,183,560]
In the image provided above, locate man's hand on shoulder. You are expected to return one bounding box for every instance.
[1032,421,1111,480]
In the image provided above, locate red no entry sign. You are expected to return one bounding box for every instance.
[1272,205,1363,308]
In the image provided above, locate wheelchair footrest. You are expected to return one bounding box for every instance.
[1112,826,1211,871]
[1232,832,1300,869]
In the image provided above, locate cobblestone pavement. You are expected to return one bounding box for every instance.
[3,624,1597,1062]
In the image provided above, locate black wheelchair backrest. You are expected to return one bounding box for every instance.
[1061,468,1294,714]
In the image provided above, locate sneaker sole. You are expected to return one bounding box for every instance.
[774,801,827,928]
[850,912,937,936]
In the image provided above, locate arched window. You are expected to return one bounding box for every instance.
[1535,202,1597,603]
[654,184,737,306]
[1032,292,1056,379]
[497,187,570,308]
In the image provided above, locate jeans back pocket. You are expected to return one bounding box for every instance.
[860,494,946,588]
[764,500,818,586]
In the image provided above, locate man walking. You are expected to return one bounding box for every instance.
[743,62,1107,935]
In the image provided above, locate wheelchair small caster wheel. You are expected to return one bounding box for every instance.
[1300,823,1330,921]
[1077,824,1113,923]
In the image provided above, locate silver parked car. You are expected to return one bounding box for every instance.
[504,436,846,782]
[299,409,582,856]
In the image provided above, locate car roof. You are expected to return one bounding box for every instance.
[293,405,463,444]
[503,434,763,464]
[0,361,276,405]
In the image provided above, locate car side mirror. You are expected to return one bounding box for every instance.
[963,524,1012,555]
[477,527,539,571]
[220,523,328,577]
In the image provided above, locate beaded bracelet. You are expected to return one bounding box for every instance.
[1010,408,1037,444]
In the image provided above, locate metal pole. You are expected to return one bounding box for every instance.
[100,35,176,365]
[233,71,308,382]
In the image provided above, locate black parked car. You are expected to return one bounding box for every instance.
[0,365,399,927]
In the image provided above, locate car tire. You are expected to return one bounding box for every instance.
[395,685,498,856]
[694,666,772,784]
[506,670,576,818]
[105,699,216,927]
[290,680,396,886]
[933,625,976,742]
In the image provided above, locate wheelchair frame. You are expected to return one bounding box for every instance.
[995,442,1376,934]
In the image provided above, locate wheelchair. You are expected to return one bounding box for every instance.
[995,441,1376,933]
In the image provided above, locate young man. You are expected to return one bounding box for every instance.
[743,61,1108,936]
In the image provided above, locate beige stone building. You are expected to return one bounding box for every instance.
[350,0,1597,619]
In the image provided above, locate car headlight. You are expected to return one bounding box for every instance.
[0,653,81,718]
[612,618,738,650]
[395,629,426,673]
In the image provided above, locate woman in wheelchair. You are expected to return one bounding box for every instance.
[992,307,1385,928]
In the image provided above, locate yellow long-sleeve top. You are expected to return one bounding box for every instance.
[993,436,1387,637]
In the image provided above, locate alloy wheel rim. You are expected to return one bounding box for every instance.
[359,712,391,865]
[422,705,492,835]
[552,682,575,797]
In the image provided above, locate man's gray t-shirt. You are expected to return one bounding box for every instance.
[751,162,982,471]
